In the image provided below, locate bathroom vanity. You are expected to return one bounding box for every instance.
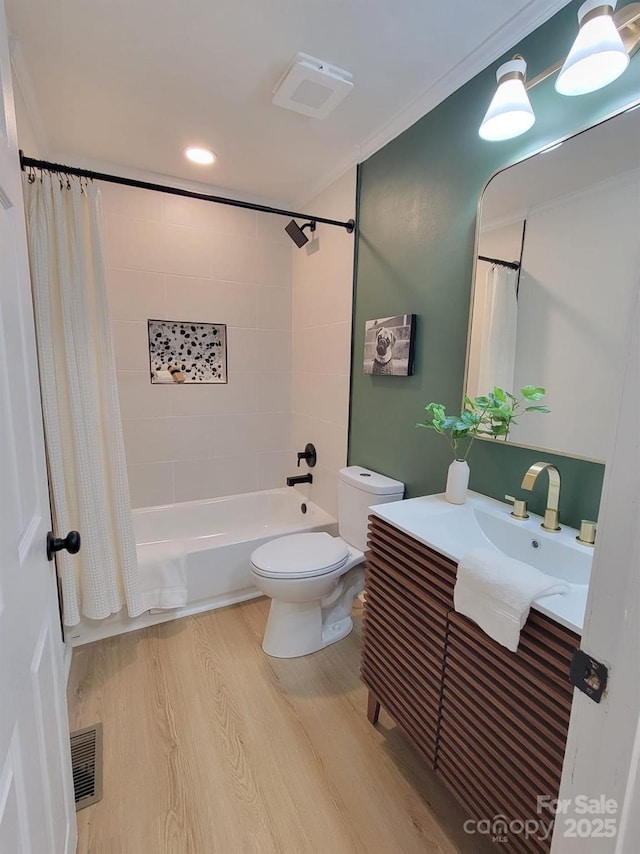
[362,493,587,854]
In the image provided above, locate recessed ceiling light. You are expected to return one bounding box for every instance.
[185,147,216,165]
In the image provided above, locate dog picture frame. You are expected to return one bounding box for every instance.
[363,314,417,377]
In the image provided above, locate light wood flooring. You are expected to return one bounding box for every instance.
[68,597,492,854]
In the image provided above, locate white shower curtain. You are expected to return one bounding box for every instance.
[24,173,143,625]
[476,264,518,396]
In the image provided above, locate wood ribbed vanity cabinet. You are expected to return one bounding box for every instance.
[362,516,580,853]
[362,517,457,764]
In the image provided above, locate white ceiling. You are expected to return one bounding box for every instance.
[7,0,571,205]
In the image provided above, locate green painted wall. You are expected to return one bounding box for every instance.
[348,0,640,529]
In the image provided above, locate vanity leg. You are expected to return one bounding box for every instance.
[367,690,381,725]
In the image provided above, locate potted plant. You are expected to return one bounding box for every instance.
[417,386,549,504]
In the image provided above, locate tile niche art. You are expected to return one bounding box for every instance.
[148,319,228,384]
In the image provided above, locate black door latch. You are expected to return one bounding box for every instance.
[569,648,608,703]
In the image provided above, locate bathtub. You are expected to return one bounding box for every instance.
[67,488,337,646]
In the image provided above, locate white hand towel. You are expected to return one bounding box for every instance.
[136,539,188,611]
[153,369,174,383]
[454,547,570,652]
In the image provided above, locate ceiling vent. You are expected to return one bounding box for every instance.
[272,53,353,119]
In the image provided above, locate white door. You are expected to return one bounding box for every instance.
[0,2,77,852]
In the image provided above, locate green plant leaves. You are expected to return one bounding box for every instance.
[417,384,549,458]
[459,410,482,428]
[521,385,546,401]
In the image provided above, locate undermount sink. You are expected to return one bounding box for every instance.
[368,490,593,633]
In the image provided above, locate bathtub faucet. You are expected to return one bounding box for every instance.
[286,473,313,486]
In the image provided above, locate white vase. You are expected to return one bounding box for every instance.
[445,459,469,505]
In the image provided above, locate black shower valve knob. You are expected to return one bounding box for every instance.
[296,443,317,468]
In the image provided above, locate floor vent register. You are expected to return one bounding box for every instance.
[70,723,103,810]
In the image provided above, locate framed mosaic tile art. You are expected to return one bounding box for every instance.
[147,319,228,384]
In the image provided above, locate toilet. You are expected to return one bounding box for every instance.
[250,466,404,658]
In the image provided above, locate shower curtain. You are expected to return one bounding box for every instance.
[24,172,143,625]
[476,264,518,396]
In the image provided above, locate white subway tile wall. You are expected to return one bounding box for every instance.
[291,169,357,517]
[103,171,356,512]
[102,182,295,507]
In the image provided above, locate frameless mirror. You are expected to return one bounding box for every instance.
[465,105,640,463]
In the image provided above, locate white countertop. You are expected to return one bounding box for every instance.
[369,491,592,635]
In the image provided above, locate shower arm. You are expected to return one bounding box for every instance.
[19,152,356,234]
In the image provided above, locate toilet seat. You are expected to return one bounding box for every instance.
[250,532,349,580]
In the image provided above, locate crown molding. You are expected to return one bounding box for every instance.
[14,1,573,210]
[296,0,573,206]
[358,0,573,164]
[9,36,50,156]
[294,150,360,208]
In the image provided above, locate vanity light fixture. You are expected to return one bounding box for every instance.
[479,56,535,141]
[185,147,216,165]
[556,0,629,95]
[479,2,640,140]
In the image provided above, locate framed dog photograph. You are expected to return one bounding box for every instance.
[363,314,416,377]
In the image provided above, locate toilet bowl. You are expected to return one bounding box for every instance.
[250,532,364,657]
[250,466,404,658]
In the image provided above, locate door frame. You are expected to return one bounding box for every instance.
[552,264,640,851]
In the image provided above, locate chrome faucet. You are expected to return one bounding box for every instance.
[521,462,561,532]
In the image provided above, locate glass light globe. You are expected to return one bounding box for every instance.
[556,0,629,96]
[479,58,535,142]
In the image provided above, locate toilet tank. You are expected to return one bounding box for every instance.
[338,466,404,551]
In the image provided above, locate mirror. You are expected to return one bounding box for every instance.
[465,105,640,463]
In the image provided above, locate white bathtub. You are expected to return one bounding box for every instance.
[67,488,337,646]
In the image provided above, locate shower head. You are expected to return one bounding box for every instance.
[285,219,316,248]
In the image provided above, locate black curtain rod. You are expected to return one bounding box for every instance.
[477,254,520,271]
[19,152,356,234]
